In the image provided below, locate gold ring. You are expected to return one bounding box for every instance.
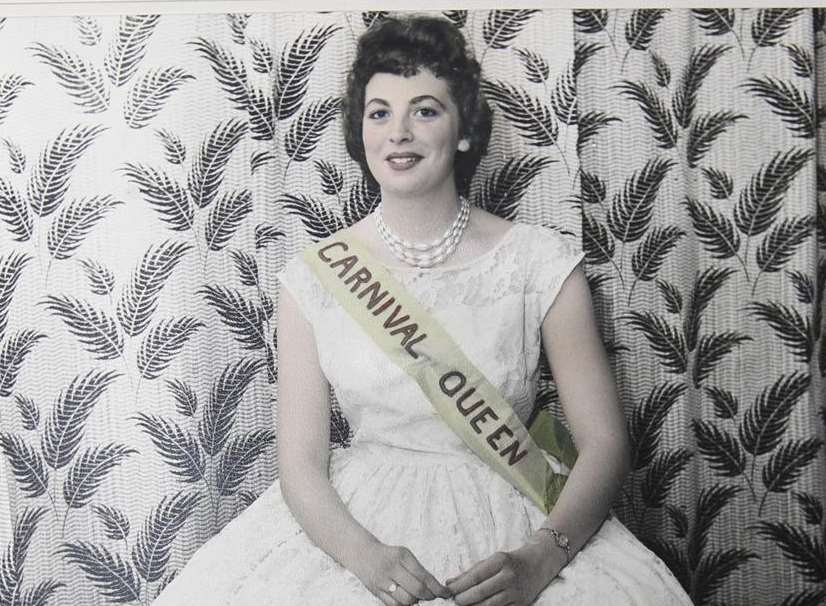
[388,582,398,593]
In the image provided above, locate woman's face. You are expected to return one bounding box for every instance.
[362,68,462,200]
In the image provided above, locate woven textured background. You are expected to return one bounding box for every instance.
[0,8,823,606]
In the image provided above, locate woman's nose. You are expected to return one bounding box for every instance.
[389,114,412,143]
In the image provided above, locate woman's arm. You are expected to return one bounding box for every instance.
[449,264,631,605]
[277,283,450,605]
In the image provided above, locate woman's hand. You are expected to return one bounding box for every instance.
[350,541,452,605]
[446,539,565,606]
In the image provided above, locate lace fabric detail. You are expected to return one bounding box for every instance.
[278,222,584,316]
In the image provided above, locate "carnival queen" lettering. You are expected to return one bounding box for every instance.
[317,239,529,468]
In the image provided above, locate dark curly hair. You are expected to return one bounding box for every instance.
[342,15,492,195]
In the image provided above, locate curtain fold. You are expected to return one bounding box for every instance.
[0,8,823,606]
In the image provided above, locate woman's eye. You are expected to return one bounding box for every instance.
[367,109,388,119]
[415,107,438,117]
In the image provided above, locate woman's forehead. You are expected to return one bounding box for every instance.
[364,69,451,103]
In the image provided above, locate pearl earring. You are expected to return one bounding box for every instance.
[457,139,470,152]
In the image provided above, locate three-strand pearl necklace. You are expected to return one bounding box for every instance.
[375,196,470,268]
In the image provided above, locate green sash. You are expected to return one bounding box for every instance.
[303,235,577,514]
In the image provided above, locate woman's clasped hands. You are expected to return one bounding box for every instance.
[445,539,565,606]
[354,541,453,605]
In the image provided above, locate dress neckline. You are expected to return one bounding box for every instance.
[378,222,521,274]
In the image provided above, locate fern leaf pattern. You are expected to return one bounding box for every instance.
[28,43,110,113]
[134,413,206,483]
[0,178,31,242]
[481,80,558,147]
[700,167,734,199]
[627,381,687,469]
[0,433,50,497]
[198,357,265,456]
[513,47,549,83]
[574,10,609,34]
[625,10,668,51]
[116,240,192,337]
[641,448,693,507]
[92,504,131,540]
[284,96,342,163]
[282,193,342,240]
[228,248,259,287]
[41,369,121,469]
[692,419,746,477]
[683,196,741,259]
[739,372,810,456]
[0,74,32,127]
[614,81,677,149]
[576,112,621,155]
[742,77,817,139]
[746,301,813,362]
[63,443,137,509]
[275,25,340,121]
[78,258,116,296]
[783,44,814,79]
[733,147,814,237]
[121,162,193,231]
[0,251,32,337]
[215,429,275,496]
[248,38,274,74]
[691,9,735,36]
[693,332,752,387]
[2,137,26,174]
[40,294,124,359]
[482,10,540,50]
[473,155,553,220]
[132,491,202,583]
[672,44,729,128]
[104,14,161,87]
[227,13,250,45]
[154,129,186,165]
[624,311,687,373]
[608,157,675,242]
[47,195,123,260]
[761,438,823,495]
[0,330,48,398]
[74,16,102,46]
[165,378,198,417]
[137,317,205,380]
[755,216,813,274]
[187,118,248,209]
[16,394,40,430]
[60,540,142,601]
[751,9,805,49]
[189,37,249,112]
[198,284,267,350]
[754,521,826,583]
[630,226,685,281]
[686,111,747,168]
[28,124,107,218]
[205,190,253,251]
[123,67,195,129]
[343,178,381,227]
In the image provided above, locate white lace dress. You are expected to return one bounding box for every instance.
[154,223,692,605]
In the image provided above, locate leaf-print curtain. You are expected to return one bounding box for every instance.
[575,8,826,605]
[1,7,824,606]
[0,10,580,605]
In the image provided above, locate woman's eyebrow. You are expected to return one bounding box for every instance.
[364,95,446,109]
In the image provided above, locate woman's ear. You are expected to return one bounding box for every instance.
[457,138,470,152]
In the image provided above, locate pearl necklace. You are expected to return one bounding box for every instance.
[375,197,471,268]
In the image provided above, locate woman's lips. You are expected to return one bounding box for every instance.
[385,154,422,170]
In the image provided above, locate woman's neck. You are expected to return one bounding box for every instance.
[378,190,463,242]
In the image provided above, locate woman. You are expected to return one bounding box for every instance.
[155,15,692,606]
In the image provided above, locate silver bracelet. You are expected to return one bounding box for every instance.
[536,527,571,563]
